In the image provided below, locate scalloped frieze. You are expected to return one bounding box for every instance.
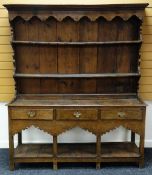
[11,122,97,136]
[122,123,143,135]
[100,123,143,136]
[11,124,53,136]
[99,123,121,135]
[11,120,144,136]
[58,126,96,136]
[9,12,143,22]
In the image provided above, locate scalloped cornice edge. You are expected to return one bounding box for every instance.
[9,13,143,22]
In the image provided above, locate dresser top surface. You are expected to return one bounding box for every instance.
[8,95,145,107]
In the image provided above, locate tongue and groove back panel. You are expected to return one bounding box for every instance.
[11,11,141,94]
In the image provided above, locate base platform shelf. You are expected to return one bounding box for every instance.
[14,142,140,160]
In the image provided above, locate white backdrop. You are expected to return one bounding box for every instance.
[0,101,152,148]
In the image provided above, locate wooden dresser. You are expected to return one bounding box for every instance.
[4,3,148,170]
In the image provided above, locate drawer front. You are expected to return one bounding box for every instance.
[11,108,53,120]
[56,109,98,120]
[101,108,143,120]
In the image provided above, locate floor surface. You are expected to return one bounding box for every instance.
[1,149,152,175]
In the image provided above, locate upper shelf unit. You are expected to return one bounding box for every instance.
[4,4,148,95]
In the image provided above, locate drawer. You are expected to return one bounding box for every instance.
[56,109,98,120]
[100,108,143,120]
[11,108,53,120]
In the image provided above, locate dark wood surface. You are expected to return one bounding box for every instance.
[5,3,148,170]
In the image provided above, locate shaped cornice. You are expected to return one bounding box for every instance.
[4,4,148,22]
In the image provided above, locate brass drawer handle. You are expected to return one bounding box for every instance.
[27,111,36,118]
[73,111,81,118]
[118,112,126,118]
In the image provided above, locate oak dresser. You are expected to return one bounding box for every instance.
[4,3,148,170]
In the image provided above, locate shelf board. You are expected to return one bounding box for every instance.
[14,144,53,158]
[58,143,96,158]
[14,142,140,160]
[101,142,140,158]
[12,40,142,45]
[14,73,140,78]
